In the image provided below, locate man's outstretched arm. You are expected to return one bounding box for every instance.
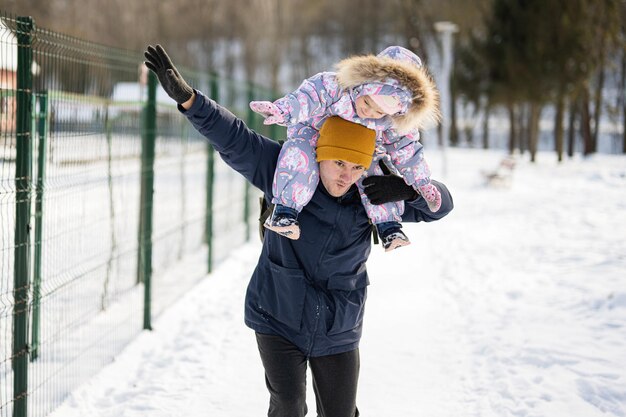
[181,90,280,193]
[144,44,280,194]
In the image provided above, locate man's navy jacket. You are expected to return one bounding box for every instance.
[182,91,454,357]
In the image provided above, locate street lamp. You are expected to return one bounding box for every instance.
[434,21,458,177]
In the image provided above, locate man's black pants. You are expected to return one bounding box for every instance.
[256,333,360,417]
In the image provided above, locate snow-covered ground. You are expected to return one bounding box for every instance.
[49,147,626,417]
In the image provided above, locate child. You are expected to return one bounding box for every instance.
[250,46,440,251]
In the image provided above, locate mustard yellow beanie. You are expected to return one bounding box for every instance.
[316,117,376,167]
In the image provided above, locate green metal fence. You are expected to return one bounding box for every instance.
[0,13,280,417]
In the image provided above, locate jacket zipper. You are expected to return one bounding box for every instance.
[306,293,321,357]
[306,202,343,356]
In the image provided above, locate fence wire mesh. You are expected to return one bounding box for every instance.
[1,12,279,417]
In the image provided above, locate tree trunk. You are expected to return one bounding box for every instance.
[468,106,480,147]
[623,93,626,154]
[482,100,490,149]
[567,97,577,158]
[581,85,594,156]
[554,89,565,162]
[437,123,443,147]
[224,38,237,107]
[464,124,474,147]
[507,103,517,155]
[528,102,541,163]
[592,65,605,153]
[365,0,381,51]
[397,0,429,64]
[450,50,460,147]
[622,50,626,154]
[450,83,459,146]
[268,0,283,94]
[518,103,528,155]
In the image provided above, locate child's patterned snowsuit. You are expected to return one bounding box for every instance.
[272,46,439,224]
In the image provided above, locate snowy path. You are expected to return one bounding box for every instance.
[50,149,626,417]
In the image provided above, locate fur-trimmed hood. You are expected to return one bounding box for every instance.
[336,46,440,133]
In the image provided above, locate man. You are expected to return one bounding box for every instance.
[144,45,453,417]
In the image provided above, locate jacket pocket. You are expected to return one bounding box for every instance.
[257,260,307,331]
[326,270,369,336]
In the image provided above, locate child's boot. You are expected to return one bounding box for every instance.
[418,183,442,212]
[264,205,301,240]
[377,222,411,252]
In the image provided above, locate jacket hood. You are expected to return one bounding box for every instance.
[335,46,440,133]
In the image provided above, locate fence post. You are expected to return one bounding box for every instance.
[31,91,48,361]
[178,121,188,261]
[14,15,34,417]
[102,105,115,311]
[244,86,255,242]
[205,75,217,273]
[139,71,157,331]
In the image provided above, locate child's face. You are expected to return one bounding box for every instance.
[355,95,388,119]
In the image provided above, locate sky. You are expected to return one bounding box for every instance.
[48,147,626,417]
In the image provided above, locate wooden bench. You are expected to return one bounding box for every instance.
[482,156,516,187]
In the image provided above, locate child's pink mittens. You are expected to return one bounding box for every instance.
[418,183,442,212]
[249,101,286,126]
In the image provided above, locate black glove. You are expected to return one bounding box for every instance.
[144,44,194,104]
[362,161,418,205]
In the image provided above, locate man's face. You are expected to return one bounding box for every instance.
[319,159,367,197]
